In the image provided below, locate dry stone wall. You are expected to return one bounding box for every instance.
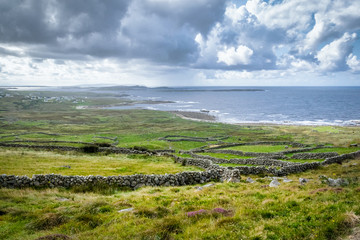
[1,147,358,189]
[205,141,308,150]
[0,143,175,155]
[0,171,222,189]
[291,152,339,159]
[322,150,360,165]
[198,149,287,159]
[188,152,299,167]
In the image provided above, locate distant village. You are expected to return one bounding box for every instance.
[0,91,84,104]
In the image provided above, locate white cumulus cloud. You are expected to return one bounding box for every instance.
[316,32,356,71]
[347,54,360,72]
[217,45,254,66]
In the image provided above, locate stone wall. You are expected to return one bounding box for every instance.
[0,170,222,189]
[322,150,360,165]
[0,143,79,152]
[199,149,287,159]
[159,135,227,142]
[188,152,298,167]
[204,141,308,150]
[291,152,338,159]
[0,143,175,155]
[279,146,333,154]
[175,151,360,177]
[274,162,322,176]
[1,150,358,190]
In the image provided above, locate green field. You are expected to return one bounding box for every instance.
[197,152,254,159]
[222,145,296,153]
[0,149,201,176]
[0,88,360,240]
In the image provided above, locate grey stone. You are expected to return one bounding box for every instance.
[299,178,309,185]
[328,178,349,187]
[56,197,70,202]
[283,177,292,183]
[269,179,280,187]
[246,177,255,183]
[118,208,134,213]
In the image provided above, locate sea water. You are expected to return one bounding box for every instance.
[106,86,360,126]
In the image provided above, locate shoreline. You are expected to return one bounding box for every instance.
[168,111,216,122]
[76,101,360,127]
[167,110,360,127]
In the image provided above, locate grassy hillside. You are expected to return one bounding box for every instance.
[0,88,359,239]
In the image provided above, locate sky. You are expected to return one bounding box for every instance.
[0,0,360,86]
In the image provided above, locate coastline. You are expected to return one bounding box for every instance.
[168,111,216,122]
[168,110,360,127]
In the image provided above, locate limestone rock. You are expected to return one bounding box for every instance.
[246,177,255,183]
[269,179,280,187]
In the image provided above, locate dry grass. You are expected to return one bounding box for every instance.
[1,158,360,239]
[0,149,202,176]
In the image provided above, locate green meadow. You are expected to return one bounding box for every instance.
[0,88,360,240]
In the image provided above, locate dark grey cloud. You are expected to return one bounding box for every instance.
[0,0,226,64]
[137,0,226,36]
[0,0,130,43]
[0,46,22,57]
[0,0,360,76]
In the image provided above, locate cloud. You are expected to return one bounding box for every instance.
[0,0,360,86]
[0,0,226,64]
[302,1,360,52]
[194,3,282,70]
[316,32,356,71]
[347,54,360,72]
[217,45,254,65]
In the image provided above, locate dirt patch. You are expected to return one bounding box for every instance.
[332,187,344,193]
[343,227,360,240]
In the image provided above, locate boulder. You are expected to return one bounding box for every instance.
[299,178,309,185]
[269,179,280,187]
[246,177,255,183]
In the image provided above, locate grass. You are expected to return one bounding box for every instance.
[223,145,294,153]
[1,88,360,239]
[197,152,254,159]
[1,158,359,239]
[306,147,360,155]
[0,149,202,176]
[311,126,341,133]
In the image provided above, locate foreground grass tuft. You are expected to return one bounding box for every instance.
[26,213,68,231]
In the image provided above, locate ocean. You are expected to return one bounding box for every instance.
[106,86,360,126]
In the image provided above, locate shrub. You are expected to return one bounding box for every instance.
[81,145,99,153]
